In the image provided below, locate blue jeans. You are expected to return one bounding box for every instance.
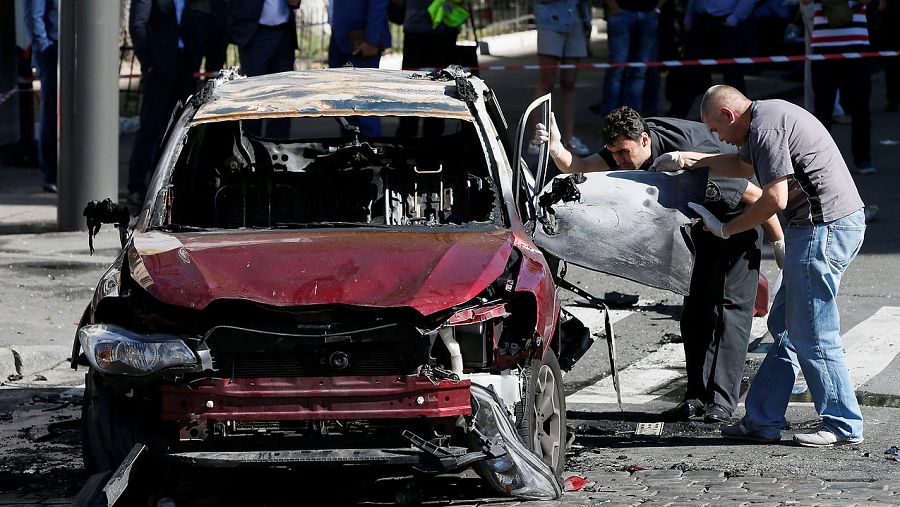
[601,10,658,115]
[743,209,866,440]
[35,43,58,186]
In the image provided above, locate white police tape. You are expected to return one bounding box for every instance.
[3,50,897,109]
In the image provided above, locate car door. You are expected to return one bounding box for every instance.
[530,167,709,296]
[512,94,552,229]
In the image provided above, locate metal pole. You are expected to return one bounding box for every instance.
[58,0,119,231]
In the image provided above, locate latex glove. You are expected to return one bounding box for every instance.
[532,112,562,158]
[771,239,785,269]
[649,151,686,172]
[688,202,730,239]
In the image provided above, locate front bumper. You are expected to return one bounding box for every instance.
[160,375,472,423]
[165,446,470,467]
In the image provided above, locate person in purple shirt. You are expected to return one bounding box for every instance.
[24,0,58,193]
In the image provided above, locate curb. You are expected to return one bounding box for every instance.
[0,345,72,379]
[0,348,16,381]
[0,221,57,235]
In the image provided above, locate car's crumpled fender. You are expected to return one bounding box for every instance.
[533,169,709,296]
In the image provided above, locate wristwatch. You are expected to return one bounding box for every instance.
[653,6,662,14]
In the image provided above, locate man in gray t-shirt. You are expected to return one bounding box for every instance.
[650,85,866,448]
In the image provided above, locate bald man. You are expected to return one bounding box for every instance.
[651,85,867,447]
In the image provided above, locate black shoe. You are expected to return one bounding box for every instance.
[42,183,58,193]
[703,404,732,424]
[660,401,704,421]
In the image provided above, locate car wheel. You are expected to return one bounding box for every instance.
[515,349,566,477]
[81,369,152,473]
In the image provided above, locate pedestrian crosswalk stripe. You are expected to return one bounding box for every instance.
[566,307,900,406]
[566,343,686,405]
[842,306,900,389]
[563,305,632,334]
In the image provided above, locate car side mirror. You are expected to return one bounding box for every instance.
[83,198,131,254]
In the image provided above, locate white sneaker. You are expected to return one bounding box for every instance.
[565,136,591,157]
[793,426,863,447]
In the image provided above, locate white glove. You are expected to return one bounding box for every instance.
[771,239,785,269]
[532,112,562,158]
[649,151,686,172]
[688,202,730,239]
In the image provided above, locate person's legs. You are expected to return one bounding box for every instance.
[719,22,748,93]
[812,59,838,131]
[739,233,803,440]
[559,58,579,145]
[264,27,296,138]
[238,37,270,137]
[680,226,723,409]
[329,45,383,137]
[709,228,760,413]
[667,15,709,118]
[791,210,866,440]
[128,70,176,196]
[601,11,635,115]
[623,11,658,112]
[839,59,873,167]
[35,44,57,188]
[397,32,425,137]
[239,27,295,138]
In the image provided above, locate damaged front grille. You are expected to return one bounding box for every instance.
[218,349,411,378]
[205,322,427,379]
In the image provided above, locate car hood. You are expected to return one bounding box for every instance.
[127,228,515,315]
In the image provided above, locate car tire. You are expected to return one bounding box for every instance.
[81,370,152,473]
[515,349,567,477]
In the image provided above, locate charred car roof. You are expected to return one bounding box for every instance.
[190,68,476,125]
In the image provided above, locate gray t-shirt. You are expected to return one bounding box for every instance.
[739,100,863,226]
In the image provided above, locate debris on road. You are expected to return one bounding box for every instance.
[633,422,665,442]
[563,475,593,491]
[886,446,900,462]
[603,291,640,308]
[663,332,683,343]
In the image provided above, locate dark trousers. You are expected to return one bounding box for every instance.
[238,24,296,138]
[396,31,458,138]
[35,43,57,186]
[668,14,751,118]
[128,59,196,194]
[328,40,382,137]
[681,224,761,413]
[812,57,872,166]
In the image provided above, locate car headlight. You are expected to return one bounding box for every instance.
[78,324,198,376]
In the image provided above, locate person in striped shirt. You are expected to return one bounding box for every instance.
[806,0,876,174]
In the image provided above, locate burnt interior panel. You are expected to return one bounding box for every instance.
[168,119,497,229]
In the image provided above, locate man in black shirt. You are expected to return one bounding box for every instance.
[534,106,784,422]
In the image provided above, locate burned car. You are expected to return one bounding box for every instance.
[74,67,704,499]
